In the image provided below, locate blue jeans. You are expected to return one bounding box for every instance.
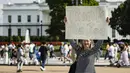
[41,58,46,68]
[29,52,33,59]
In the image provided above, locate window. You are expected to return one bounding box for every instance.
[8,15,12,23]
[37,15,40,22]
[18,15,21,22]
[37,28,39,36]
[8,28,12,37]
[27,28,31,36]
[112,29,116,38]
[27,15,31,22]
[18,28,21,36]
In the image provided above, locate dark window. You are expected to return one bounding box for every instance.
[18,15,21,22]
[37,15,40,22]
[18,28,21,36]
[112,29,116,38]
[8,28,12,37]
[27,15,31,22]
[37,28,39,36]
[28,28,31,36]
[8,15,12,23]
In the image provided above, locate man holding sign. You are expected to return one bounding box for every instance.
[66,6,108,73]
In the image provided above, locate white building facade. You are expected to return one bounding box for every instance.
[99,0,130,41]
[0,0,51,36]
[0,0,129,41]
[0,4,4,36]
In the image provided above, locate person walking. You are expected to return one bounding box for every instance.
[58,43,64,61]
[113,43,119,62]
[63,43,71,63]
[4,44,9,64]
[108,43,115,66]
[49,43,55,58]
[17,44,24,72]
[39,42,48,71]
[104,42,110,60]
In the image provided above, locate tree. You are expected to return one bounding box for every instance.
[46,0,98,41]
[81,0,98,6]
[109,0,130,37]
[46,0,66,41]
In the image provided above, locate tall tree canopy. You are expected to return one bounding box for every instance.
[46,0,98,41]
[109,0,130,37]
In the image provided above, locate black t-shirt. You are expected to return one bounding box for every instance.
[39,45,48,58]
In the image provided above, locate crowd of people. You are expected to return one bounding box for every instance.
[0,42,39,65]
[58,43,72,63]
[0,42,60,64]
[0,42,73,72]
[104,42,130,67]
[0,42,59,72]
[0,41,130,72]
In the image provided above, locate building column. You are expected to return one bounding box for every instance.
[40,10,43,36]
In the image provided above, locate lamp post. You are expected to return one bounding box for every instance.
[40,20,42,37]
[9,23,11,43]
[72,0,82,5]
[76,0,78,5]
[71,0,79,5]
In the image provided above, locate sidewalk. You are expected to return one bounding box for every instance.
[45,57,110,66]
[0,57,110,66]
[1,66,130,73]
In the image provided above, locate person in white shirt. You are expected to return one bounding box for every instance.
[49,43,55,58]
[63,43,71,63]
[29,43,35,60]
[126,43,130,61]
[68,44,72,58]
[117,43,130,67]
[3,44,8,64]
[108,43,115,65]
[24,44,30,65]
[113,43,119,62]
[17,44,24,72]
[58,43,64,61]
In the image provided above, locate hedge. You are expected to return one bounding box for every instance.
[0,36,49,42]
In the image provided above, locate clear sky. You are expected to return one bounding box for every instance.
[106,0,125,2]
[0,0,126,4]
[0,0,34,4]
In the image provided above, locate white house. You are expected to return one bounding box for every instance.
[98,0,130,41]
[0,4,4,36]
[0,0,129,41]
[0,0,51,36]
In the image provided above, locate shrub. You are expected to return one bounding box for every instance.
[20,36,25,41]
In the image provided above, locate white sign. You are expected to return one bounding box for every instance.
[66,6,108,39]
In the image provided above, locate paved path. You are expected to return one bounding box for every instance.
[0,57,110,66]
[45,57,110,66]
[0,66,130,73]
